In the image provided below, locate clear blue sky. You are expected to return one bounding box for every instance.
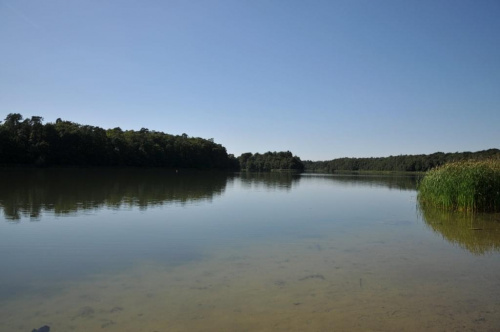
[1,0,499,161]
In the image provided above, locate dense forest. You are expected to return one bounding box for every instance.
[0,113,305,171]
[0,113,238,168]
[304,149,500,173]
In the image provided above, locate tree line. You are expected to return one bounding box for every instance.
[3,113,495,172]
[0,113,305,171]
[304,149,500,173]
[0,113,239,169]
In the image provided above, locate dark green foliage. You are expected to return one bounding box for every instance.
[238,151,304,172]
[0,113,238,169]
[304,149,500,173]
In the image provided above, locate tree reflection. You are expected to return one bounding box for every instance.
[238,172,300,191]
[301,173,420,191]
[0,169,233,221]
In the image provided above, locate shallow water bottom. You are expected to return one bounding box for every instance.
[2,233,500,332]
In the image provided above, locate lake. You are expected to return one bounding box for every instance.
[1,169,499,331]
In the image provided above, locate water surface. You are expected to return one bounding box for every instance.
[1,169,499,331]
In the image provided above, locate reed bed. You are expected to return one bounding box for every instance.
[417,159,500,212]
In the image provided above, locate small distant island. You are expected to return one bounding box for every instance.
[1,113,499,174]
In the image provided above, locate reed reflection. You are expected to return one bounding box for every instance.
[419,205,500,255]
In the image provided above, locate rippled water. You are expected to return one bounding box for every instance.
[1,169,499,331]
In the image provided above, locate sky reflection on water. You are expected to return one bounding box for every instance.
[1,170,499,331]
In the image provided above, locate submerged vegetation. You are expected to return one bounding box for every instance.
[418,160,500,212]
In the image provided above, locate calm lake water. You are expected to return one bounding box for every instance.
[1,169,500,332]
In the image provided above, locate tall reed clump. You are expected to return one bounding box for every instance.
[418,159,500,212]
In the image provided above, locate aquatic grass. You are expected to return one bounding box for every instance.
[417,159,500,212]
